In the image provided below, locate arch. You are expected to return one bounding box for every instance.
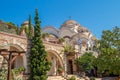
[47,50,63,67]
[9,44,28,72]
[47,50,64,75]
[70,33,89,46]
[42,26,59,32]
[0,39,8,45]
[59,29,74,38]
[63,36,71,39]
[9,44,25,69]
[49,33,58,38]
[61,20,80,28]
[8,44,25,51]
[71,33,89,40]
[42,26,59,37]
[0,43,26,70]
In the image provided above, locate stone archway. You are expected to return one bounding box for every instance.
[0,44,27,71]
[47,50,63,76]
[9,44,25,51]
[0,44,26,71]
[9,45,24,69]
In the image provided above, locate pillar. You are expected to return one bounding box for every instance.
[64,53,67,77]
[53,56,57,75]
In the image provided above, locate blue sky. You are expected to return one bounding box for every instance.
[0,0,120,39]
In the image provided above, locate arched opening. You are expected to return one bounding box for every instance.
[47,50,63,76]
[9,45,24,69]
[0,44,25,70]
[68,60,73,74]
[0,55,4,69]
[0,44,26,75]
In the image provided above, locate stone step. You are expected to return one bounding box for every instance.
[48,75,103,80]
[47,76,66,80]
[48,75,85,80]
[67,75,84,80]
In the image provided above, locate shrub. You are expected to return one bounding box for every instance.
[19,66,25,72]
[59,38,65,43]
[57,67,63,73]
[69,76,76,80]
[90,76,95,80]
[0,69,7,80]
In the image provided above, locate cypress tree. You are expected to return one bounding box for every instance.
[29,9,50,80]
[27,15,33,74]
[28,15,33,39]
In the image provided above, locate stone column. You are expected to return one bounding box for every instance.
[23,54,27,73]
[53,56,57,75]
[79,45,81,53]
[87,40,90,51]
[64,53,67,77]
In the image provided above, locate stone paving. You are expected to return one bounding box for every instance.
[47,75,117,80]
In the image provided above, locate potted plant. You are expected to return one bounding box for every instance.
[64,44,76,55]
[90,77,96,80]
[57,67,64,75]
[18,67,25,75]
[59,38,65,44]
[69,76,76,80]
[42,33,50,41]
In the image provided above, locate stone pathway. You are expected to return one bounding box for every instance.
[47,75,117,80]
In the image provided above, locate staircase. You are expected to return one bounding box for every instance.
[47,76,66,80]
[47,75,85,80]
[48,75,103,80]
[67,75,84,80]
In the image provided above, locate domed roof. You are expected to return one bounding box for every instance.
[23,21,29,24]
[61,20,80,28]
[63,20,79,25]
[78,26,90,32]
[21,21,29,26]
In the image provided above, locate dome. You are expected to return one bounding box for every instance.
[61,20,80,28]
[23,21,29,24]
[78,26,90,33]
[63,20,78,25]
[21,21,29,26]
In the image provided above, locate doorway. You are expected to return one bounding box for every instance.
[68,60,73,74]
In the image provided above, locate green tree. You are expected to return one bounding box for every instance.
[27,15,33,56]
[64,44,75,54]
[27,15,33,39]
[20,17,33,35]
[7,22,16,29]
[41,33,50,39]
[77,52,96,73]
[58,37,65,44]
[16,26,20,35]
[29,9,50,80]
[96,27,120,76]
[20,25,29,34]
[7,22,19,34]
